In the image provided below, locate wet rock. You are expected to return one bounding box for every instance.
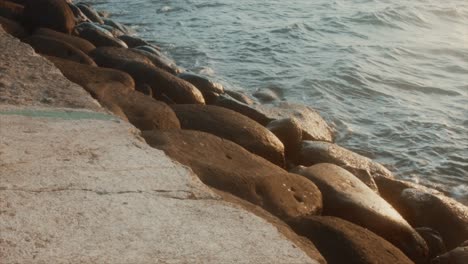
[34,27,96,54]
[134,45,163,55]
[76,3,104,24]
[90,49,204,104]
[296,141,393,191]
[98,23,125,37]
[0,0,23,21]
[171,104,285,167]
[253,87,283,103]
[375,176,468,250]
[67,3,90,24]
[266,118,302,158]
[103,18,130,34]
[24,35,96,66]
[74,22,127,48]
[118,35,155,48]
[214,94,271,125]
[288,216,414,264]
[416,227,447,260]
[0,15,26,38]
[293,164,429,263]
[177,72,224,103]
[431,246,468,264]
[23,0,75,34]
[131,48,180,75]
[142,129,322,221]
[225,89,255,105]
[47,56,180,131]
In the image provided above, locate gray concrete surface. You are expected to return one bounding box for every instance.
[0,27,318,263]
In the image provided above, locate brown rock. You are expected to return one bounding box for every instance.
[266,118,302,158]
[416,227,447,260]
[22,0,75,34]
[253,87,283,103]
[90,46,153,67]
[215,94,271,125]
[288,216,415,264]
[375,176,468,250]
[34,27,96,54]
[293,164,429,263]
[170,104,285,167]
[177,72,224,104]
[0,15,26,38]
[67,2,90,24]
[118,35,154,48]
[47,56,180,131]
[224,89,255,105]
[296,141,393,191]
[0,0,23,21]
[74,22,127,48]
[142,129,322,221]
[75,3,104,24]
[24,35,96,66]
[431,246,468,264]
[131,48,179,75]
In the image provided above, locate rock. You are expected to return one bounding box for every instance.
[142,129,322,221]
[47,56,180,131]
[90,49,204,104]
[0,15,26,38]
[0,0,23,21]
[416,227,447,260]
[74,22,127,48]
[431,246,468,264]
[103,18,130,34]
[215,94,271,125]
[76,3,104,24]
[134,45,163,55]
[118,35,155,48]
[253,87,283,103]
[375,176,468,250]
[266,118,302,158]
[288,216,414,264]
[22,0,75,34]
[34,27,96,54]
[24,35,96,66]
[170,104,285,167]
[67,2,90,24]
[98,23,125,37]
[177,72,224,104]
[131,48,179,75]
[296,141,393,191]
[225,89,255,105]
[293,164,429,263]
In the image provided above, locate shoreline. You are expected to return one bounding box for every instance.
[1,1,467,263]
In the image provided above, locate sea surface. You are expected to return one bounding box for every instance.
[89,0,468,204]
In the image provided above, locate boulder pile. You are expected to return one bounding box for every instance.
[2,1,466,263]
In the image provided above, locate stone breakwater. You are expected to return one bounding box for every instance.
[0,0,467,263]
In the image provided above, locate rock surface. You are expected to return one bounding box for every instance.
[375,176,468,250]
[34,27,96,54]
[289,216,415,264]
[431,246,468,264]
[22,0,75,34]
[293,163,429,263]
[296,141,394,191]
[0,26,320,263]
[142,129,323,222]
[171,104,285,167]
[75,22,127,48]
[266,118,303,158]
[178,72,225,103]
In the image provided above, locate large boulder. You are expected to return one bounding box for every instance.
[142,129,322,221]
[293,164,428,263]
[24,35,96,66]
[131,48,179,75]
[47,56,180,131]
[215,94,270,124]
[118,35,155,48]
[224,89,255,105]
[22,0,75,34]
[67,2,90,24]
[431,246,468,264]
[416,227,447,260]
[288,216,414,264]
[0,15,26,38]
[266,118,302,158]
[375,176,468,250]
[296,141,394,191]
[34,27,96,54]
[177,72,224,104]
[0,0,23,21]
[74,22,127,48]
[75,3,104,24]
[170,104,285,167]
[90,48,204,104]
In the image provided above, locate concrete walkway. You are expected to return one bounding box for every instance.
[0,27,317,263]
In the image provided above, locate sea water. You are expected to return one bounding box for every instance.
[88,0,468,204]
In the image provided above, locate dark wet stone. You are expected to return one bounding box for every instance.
[97,24,125,37]
[214,94,271,125]
[225,89,255,105]
[131,48,179,75]
[23,0,75,34]
[76,3,104,24]
[0,0,23,21]
[0,15,26,38]
[74,22,127,48]
[142,129,322,222]
[296,141,392,191]
[177,72,224,104]
[34,27,96,54]
[431,246,468,264]
[375,176,468,250]
[103,18,130,34]
[288,216,414,264]
[293,164,429,263]
[118,35,154,48]
[171,104,285,167]
[416,227,447,260]
[67,3,90,24]
[266,118,302,158]
[253,87,283,103]
[25,35,96,66]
